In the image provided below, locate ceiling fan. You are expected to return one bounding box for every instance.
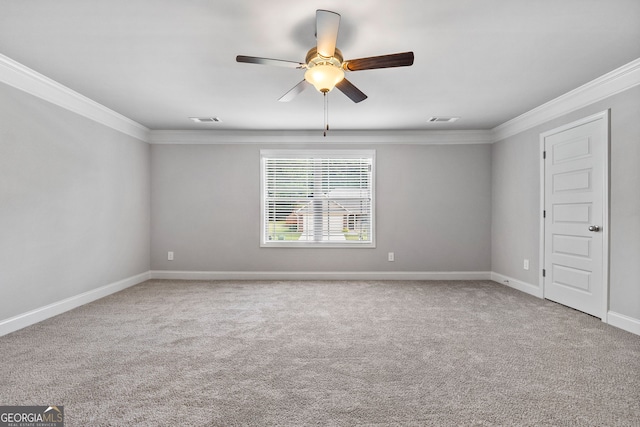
[236,9,415,104]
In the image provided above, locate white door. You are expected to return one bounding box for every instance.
[542,111,608,319]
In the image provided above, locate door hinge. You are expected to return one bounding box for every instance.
[543,210,546,218]
[543,151,547,159]
[542,269,546,277]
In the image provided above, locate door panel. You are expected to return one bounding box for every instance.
[553,169,591,192]
[552,203,591,223]
[552,264,591,292]
[552,234,591,258]
[543,113,608,318]
[552,136,591,163]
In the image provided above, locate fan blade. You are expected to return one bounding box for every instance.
[278,80,310,102]
[236,55,305,69]
[336,78,367,103]
[316,10,341,58]
[344,52,414,71]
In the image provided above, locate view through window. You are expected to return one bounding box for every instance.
[261,150,375,247]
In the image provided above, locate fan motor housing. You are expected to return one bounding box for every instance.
[305,47,344,68]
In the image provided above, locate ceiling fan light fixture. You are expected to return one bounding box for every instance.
[304,47,344,93]
[304,63,344,93]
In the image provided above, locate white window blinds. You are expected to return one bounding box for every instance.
[261,150,375,247]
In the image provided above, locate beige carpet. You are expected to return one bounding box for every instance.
[1,280,639,426]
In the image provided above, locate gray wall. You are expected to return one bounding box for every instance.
[0,82,150,321]
[151,143,492,273]
[492,85,640,320]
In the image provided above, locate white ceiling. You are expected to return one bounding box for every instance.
[1,0,639,132]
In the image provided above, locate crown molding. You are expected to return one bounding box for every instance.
[0,53,150,142]
[4,50,637,145]
[149,129,494,145]
[492,57,640,142]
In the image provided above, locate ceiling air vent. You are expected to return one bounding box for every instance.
[189,117,222,123]
[427,116,460,123]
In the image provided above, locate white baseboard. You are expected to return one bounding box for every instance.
[0,271,150,337]
[607,311,640,336]
[5,270,637,338]
[491,273,639,337]
[491,272,543,298]
[150,270,492,281]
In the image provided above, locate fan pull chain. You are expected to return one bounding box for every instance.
[323,91,329,137]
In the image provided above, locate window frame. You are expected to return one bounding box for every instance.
[260,149,376,248]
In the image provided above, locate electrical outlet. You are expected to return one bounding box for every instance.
[168,251,174,261]
[388,252,395,262]
[523,259,529,270]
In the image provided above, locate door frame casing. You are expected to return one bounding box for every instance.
[539,110,610,321]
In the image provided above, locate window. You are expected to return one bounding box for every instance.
[261,150,375,247]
